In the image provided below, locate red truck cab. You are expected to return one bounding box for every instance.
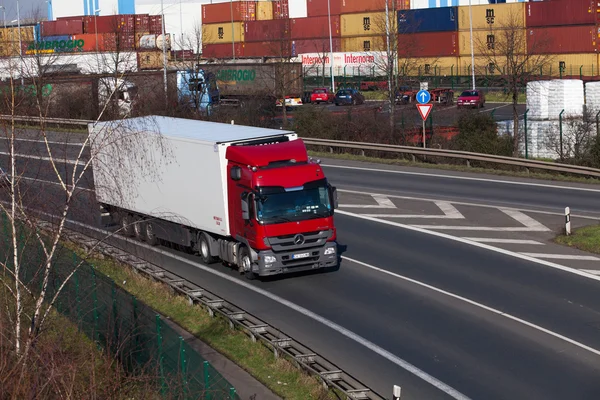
[310,87,335,104]
[226,138,338,277]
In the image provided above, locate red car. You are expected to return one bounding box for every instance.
[310,88,334,104]
[457,90,485,108]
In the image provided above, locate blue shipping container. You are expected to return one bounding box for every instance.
[398,6,458,33]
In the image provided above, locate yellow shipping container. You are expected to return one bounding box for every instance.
[342,35,386,52]
[458,29,526,56]
[458,56,507,75]
[458,3,525,31]
[542,53,598,77]
[341,12,390,37]
[6,26,35,41]
[202,22,244,44]
[412,57,459,76]
[256,1,273,20]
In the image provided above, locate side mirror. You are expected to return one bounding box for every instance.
[330,185,339,209]
[241,194,250,220]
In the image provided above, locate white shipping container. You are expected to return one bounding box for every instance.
[89,116,297,237]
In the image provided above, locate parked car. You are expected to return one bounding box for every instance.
[335,88,365,106]
[310,88,335,104]
[457,90,485,108]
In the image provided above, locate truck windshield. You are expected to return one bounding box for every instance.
[255,179,332,224]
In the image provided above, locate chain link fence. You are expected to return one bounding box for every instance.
[0,214,239,400]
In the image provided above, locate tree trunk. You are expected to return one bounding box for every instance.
[512,91,520,157]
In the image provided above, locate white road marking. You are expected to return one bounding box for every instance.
[363,201,465,219]
[337,188,600,220]
[342,255,600,358]
[462,238,545,245]
[15,176,93,192]
[335,209,600,283]
[56,217,470,400]
[579,269,600,276]
[0,151,85,165]
[410,225,549,232]
[324,165,600,193]
[500,208,551,231]
[339,194,397,208]
[519,253,600,261]
[12,137,86,146]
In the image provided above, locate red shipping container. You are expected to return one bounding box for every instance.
[84,15,120,34]
[203,43,245,59]
[243,40,292,57]
[71,33,114,52]
[307,0,341,17]
[398,31,457,57]
[118,15,135,32]
[273,0,289,19]
[149,16,164,34]
[291,16,341,39]
[291,38,342,55]
[341,0,409,14]
[41,19,83,37]
[527,25,597,54]
[244,19,291,42]
[202,1,257,24]
[135,14,151,33]
[526,0,598,28]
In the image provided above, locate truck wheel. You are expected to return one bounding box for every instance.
[240,247,257,280]
[133,216,145,241]
[199,234,218,264]
[145,221,158,246]
[120,214,134,237]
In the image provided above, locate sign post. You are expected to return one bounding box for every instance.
[416,89,432,148]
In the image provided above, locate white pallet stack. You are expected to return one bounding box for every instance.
[584,81,600,116]
[526,81,550,120]
[547,79,584,120]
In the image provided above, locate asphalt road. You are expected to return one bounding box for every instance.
[5,130,600,400]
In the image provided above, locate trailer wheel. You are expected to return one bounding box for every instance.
[145,221,158,246]
[199,234,218,264]
[133,216,145,241]
[120,213,134,237]
[240,247,256,280]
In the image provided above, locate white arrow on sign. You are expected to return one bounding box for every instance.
[419,92,428,103]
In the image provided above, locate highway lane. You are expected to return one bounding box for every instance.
[7,129,600,399]
[70,212,600,400]
[320,158,600,216]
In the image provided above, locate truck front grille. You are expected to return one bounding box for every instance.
[265,230,332,252]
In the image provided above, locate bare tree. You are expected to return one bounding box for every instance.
[0,53,173,391]
[544,109,597,163]
[474,10,555,156]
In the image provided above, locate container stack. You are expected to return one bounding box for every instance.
[397,7,458,76]
[0,26,38,57]
[23,13,168,56]
[526,0,600,78]
[456,2,526,76]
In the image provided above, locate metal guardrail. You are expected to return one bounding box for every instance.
[51,223,384,400]
[303,138,600,179]
[5,114,600,179]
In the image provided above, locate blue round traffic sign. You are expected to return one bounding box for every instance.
[416,89,431,104]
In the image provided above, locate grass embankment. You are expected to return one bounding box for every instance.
[484,91,526,104]
[554,224,600,254]
[308,150,600,185]
[79,250,337,400]
[0,285,156,398]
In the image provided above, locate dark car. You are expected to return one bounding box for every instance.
[335,88,365,106]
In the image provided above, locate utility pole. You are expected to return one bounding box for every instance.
[161,0,168,107]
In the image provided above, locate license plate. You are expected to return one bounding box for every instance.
[292,252,310,259]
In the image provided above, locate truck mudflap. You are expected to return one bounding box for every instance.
[253,241,338,276]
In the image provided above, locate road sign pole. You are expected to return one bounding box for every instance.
[422,119,426,148]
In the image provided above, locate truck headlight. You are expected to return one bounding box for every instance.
[324,247,336,255]
[264,255,277,263]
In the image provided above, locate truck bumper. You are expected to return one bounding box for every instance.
[254,242,338,276]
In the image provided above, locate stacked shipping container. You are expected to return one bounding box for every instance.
[526,0,600,76]
[0,26,38,57]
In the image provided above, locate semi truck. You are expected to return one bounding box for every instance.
[89,116,339,279]
[177,61,304,110]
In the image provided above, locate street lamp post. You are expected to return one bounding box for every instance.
[94,8,100,53]
[230,0,235,60]
[468,0,475,90]
[327,0,335,92]
[0,6,6,30]
[160,0,168,107]
[16,0,24,86]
